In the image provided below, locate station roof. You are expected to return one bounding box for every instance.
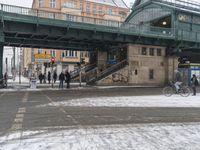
[126,0,200,23]
[132,0,200,14]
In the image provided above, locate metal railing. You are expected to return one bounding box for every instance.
[1,3,200,43]
[87,59,128,84]
[70,63,97,80]
[0,3,174,38]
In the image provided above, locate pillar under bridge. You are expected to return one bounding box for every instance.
[0,44,3,78]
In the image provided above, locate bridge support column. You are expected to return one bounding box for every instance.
[0,31,4,78]
[0,44,3,78]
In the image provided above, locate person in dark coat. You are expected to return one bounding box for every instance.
[43,73,46,84]
[65,70,71,88]
[53,71,57,83]
[191,74,199,96]
[48,71,51,84]
[59,71,65,89]
[38,73,43,84]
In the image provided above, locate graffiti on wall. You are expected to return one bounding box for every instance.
[111,73,128,83]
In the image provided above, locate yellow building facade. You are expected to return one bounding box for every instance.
[23,0,129,73]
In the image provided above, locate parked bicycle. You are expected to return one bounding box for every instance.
[162,81,191,97]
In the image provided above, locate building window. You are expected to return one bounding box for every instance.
[62,52,65,58]
[50,50,56,57]
[63,2,75,8]
[99,7,103,15]
[93,4,97,14]
[149,69,154,80]
[74,51,77,57]
[86,2,90,13]
[157,48,162,56]
[108,8,113,15]
[80,1,83,11]
[141,47,147,55]
[66,14,74,21]
[38,49,42,54]
[39,0,44,8]
[50,0,56,8]
[149,48,154,56]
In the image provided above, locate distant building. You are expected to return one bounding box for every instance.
[23,0,130,75]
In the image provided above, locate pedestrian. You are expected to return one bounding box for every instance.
[53,71,57,83]
[43,73,46,84]
[59,71,65,89]
[38,73,43,84]
[4,72,8,87]
[65,70,71,88]
[48,71,51,84]
[191,74,199,96]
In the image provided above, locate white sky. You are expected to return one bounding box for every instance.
[0,0,134,8]
[0,0,199,8]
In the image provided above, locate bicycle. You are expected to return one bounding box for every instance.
[162,81,191,97]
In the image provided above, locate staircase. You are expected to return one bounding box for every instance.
[70,63,97,81]
[87,59,128,85]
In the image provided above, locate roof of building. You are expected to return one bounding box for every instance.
[86,0,129,9]
[133,0,200,13]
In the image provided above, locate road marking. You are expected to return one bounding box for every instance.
[18,107,26,113]
[14,118,23,123]
[22,92,29,103]
[0,92,6,98]
[10,93,28,131]
[43,93,79,125]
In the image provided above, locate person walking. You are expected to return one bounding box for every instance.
[38,73,43,84]
[48,71,51,84]
[191,74,199,96]
[65,70,71,88]
[53,71,57,83]
[59,71,65,89]
[43,73,46,84]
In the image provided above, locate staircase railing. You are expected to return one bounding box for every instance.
[70,63,97,80]
[87,59,128,84]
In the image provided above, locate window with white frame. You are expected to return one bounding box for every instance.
[50,50,56,57]
[50,0,56,8]
[39,0,44,8]
[38,49,43,54]
[108,8,113,15]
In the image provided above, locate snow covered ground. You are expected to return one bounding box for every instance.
[1,123,200,150]
[37,94,200,108]
[0,94,200,150]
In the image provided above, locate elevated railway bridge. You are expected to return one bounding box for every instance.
[0,0,200,85]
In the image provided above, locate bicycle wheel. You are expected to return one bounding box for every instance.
[180,87,191,97]
[162,86,173,97]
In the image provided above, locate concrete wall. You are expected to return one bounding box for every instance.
[96,44,179,86]
[127,44,178,86]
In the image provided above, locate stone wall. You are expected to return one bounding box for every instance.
[127,44,178,86]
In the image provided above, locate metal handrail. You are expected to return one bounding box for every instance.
[87,59,128,84]
[1,3,200,42]
[0,3,174,38]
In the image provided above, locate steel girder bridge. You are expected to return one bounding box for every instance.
[0,0,200,76]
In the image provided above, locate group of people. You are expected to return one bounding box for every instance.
[38,70,71,89]
[58,70,71,89]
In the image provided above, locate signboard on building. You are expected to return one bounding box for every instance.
[34,54,51,62]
